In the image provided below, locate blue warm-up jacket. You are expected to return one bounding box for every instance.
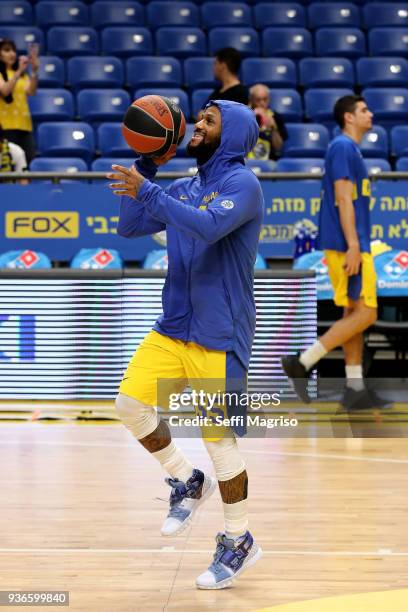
[117,100,264,370]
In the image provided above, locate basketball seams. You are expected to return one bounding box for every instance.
[137,98,174,131]
[122,94,186,156]
[122,125,167,154]
[124,105,168,137]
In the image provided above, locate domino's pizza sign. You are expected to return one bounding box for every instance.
[293,250,333,300]
[376,250,408,296]
[0,249,51,269]
[70,248,122,269]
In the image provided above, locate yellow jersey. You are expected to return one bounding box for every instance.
[0,70,33,132]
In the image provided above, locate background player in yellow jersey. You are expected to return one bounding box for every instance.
[282,95,389,410]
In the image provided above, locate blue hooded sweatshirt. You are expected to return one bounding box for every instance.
[117,100,264,370]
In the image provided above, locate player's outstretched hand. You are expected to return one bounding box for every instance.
[344,244,361,276]
[107,164,145,199]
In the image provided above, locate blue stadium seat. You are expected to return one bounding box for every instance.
[68,57,124,90]
[299,58,354,88]
[283,123,329,157]
[97,123,133,157]
[92,158,136,171]
[268,89,302,122]
[276,158,325,174]
[77,89,131,122]
[242,58,297,87]
[246,159,276,174]
[29,89,74,122]
[156,27,206,58]
[364,158,391,175]
[184,57,216,89]
[360,126,389,159]
[30,157,88,172]
[134,88,190,119]
[191,88,212,118]
[208,27,260,57]
[37,122,95,162]
[391,125,408,157]
[0,27,44,54]
[176,123,195,156]
[162,158,198,174]
[91,1,144,29]
[304,88,354,121]
[202,2,252,28]
[369,28,408,58]
[38,56,65,88]
[101,27,153,57]
[308,3,360,29]
[0,1,33,25]
[363,88,408,122]
[357,57,408,88]
[315,28,366,58]
[396,157,408,171]
[47,27,98,56]
[127,57,182,88]
[331,124,389,159]
[36,1,89,29]
[147,2,199,29]
[363,3,408,29]
[262,28,313,58]
[252,0,311,4]
[254,3,306,29]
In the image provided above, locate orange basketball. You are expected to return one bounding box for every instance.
[122,95,186,157]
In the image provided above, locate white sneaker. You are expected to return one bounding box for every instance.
[196,531,262,589]
[161,469,217,537]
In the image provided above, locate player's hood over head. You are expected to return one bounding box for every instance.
[198,100,259,179]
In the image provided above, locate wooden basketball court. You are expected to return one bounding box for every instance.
[1,417,408,611]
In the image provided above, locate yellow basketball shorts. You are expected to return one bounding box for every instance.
[324,250,377,309]
[119,330,248,437]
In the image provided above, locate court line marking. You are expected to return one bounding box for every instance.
[1,440,408,465]
[0,548,405,557]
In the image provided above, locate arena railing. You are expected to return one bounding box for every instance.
[1,171,408,181]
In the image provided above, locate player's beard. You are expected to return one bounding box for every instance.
[187,135,221,166]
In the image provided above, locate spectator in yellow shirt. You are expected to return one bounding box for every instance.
[0,38,39,164]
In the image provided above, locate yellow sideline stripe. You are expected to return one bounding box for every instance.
[256,589,408,612]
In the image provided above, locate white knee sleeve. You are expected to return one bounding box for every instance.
[203,435,246,482]
[115,393,159,440]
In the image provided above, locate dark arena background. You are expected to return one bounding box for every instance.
[0,0,408,610]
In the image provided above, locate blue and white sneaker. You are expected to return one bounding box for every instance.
[196,531,262,589]
[161,468,217,537]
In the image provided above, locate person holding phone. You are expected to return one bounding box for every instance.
[0,38,39,164]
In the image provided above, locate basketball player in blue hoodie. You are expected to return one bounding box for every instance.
[107,100,264,589]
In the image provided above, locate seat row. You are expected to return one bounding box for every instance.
[27,86,408,124]
[16,0,398,6]
[28,121,408,163]
[29,155,407,176]
[1,1,407,30]
[1,25,408,58]
[37,56,408,91]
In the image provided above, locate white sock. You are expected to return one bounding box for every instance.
[152,441,194,482]
[345,365,365,392]
[224,499,248,539]
[299,340,327,371]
